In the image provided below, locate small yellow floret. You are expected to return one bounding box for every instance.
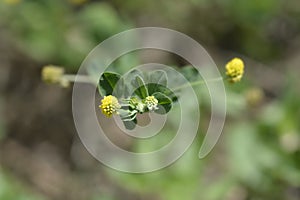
[225,58,245,83]
[99,95,121,117]
[42,65,65,84]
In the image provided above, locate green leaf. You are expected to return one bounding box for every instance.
[132,75,149,99]
[123,118,137,130]
[113,77,126,98]
[148,70,167,86]
[147,70,168,95]
[153,92,173,114]
[121,69,144,97]
[147,83,178,103]
[127,69,144,79]
[98,72,121,97]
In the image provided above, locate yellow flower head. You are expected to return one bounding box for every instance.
[99,95,121,117]
[225,58,245,83]
[42,65,64,84]
[145,96,159,111]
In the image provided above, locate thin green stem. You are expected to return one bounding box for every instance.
[63,74,95,84]
[172,77,223,92]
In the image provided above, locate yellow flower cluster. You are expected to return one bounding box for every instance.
[145,96,159,111]
[41,65,70,87]
[42,66,64,84]
[99,95,121,117]
[225,58,245,83]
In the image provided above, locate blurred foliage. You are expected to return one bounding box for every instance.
[0,0,300,200]
[0,0,132,70]
[111,0,300,61]
[105,76,300,200]
[0,168,43,200]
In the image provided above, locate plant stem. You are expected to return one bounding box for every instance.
[172,77,223,92]
[63,74,96,84]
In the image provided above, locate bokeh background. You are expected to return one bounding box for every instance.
[1,0,300,200]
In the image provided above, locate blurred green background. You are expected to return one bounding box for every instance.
[0,0,300,200]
